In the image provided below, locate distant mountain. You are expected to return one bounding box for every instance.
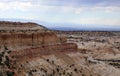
[48,25,120,31]
[44,23,120,31]
[0,18,120,31]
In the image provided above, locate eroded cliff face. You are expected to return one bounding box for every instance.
[0,21,67,50]
[0,32,67,50]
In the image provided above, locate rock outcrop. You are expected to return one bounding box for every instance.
[0,32,66,49]
[0,21,67,50]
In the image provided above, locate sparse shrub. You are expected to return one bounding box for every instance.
[74,68,77,72]
[28,70,33,76]
[82,74,85,76]
[0,47,15,76]
[46,59,49,62]
[63,70,65,75]
[6,71,14,76]
[51,60,54,64]
[7,51,11,54]
[56,68,59,72]
[4,46,8,50]
[5,56,10,68]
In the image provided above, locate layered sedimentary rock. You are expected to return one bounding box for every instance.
[9,43,77,61]
[0,21,79,76]
[0,21,67,50]
[0,32,66,48]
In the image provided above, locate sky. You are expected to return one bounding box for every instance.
[0,0,120,27]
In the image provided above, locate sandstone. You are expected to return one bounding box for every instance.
[0,31,67,50]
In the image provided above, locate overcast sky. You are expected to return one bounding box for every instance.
[0,0,120,26]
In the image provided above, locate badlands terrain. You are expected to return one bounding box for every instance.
[0,21,120,76]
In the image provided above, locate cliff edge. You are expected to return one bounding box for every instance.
[0,21,47,31]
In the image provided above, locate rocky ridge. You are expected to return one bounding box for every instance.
[0,21,47,31]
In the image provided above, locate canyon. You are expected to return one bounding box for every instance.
[0,21,120,76]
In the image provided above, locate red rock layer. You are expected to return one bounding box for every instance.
[10,43,77,60]
[0,32,66,47]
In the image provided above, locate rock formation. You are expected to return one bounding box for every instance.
[0,32,66,49]
[0,21,78,76]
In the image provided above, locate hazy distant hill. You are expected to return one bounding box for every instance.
[0,18,120,31]
[47,24,120,31]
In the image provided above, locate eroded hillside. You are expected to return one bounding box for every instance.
[57,31,120,76]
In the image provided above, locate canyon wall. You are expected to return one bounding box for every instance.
[0,32,67,48]
[0,21,79,76]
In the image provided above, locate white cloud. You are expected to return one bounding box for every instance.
[74,6,120,14]
[0,1,120,13]
[75,8,83,14]
[91,6,120,13]
[13,2,33,10]
[69,18,120,26]
[0,1,72,13]
[0,1,33,11]
[49,17,120,26]
[0,2,8,11]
